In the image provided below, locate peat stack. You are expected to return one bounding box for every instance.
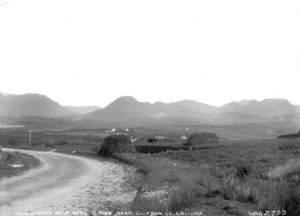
[99,134,136,157]
[277,130,300,139]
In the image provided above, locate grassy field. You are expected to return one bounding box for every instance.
[2,126,300,215]
[0,151,40,179]
[0,128,105,155]
[114,138,300,215]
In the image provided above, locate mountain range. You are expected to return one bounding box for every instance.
[85,96,300,126]
[0,93,299,126]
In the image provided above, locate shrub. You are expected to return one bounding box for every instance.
[235,163,253,179]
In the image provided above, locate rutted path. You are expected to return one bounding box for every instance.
[0,149,137,215]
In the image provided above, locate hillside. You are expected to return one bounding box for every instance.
[0,93,74,117]
[221,99,299,118]
[85,96,216,125]
[85,96,294,126]
[1,93,299,127]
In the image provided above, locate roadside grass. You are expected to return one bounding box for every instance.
[0,128,104,155]
[165,163,300,215]
[0,151,40,179]
[215,172,300,214]
[115,153,228,214]
[114,139,300,215]
[168,181,202,212]
[3,127,300,215]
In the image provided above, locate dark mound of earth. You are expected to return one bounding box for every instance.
[277,130,300,139]
[98,134,136,157]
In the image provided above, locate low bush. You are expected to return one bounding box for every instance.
[235,163,253,179]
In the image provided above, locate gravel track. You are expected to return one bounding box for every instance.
[0,149,137,216]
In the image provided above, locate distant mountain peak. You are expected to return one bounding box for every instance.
[0,93,73,117]
[111,96,138,104]
[86,95,222,126]
[174,99,200,105]
[106,96,140,108]
[222,98,296,118]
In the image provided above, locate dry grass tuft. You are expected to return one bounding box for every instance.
[168,182,200,212]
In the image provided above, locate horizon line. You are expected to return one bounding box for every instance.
[1,92,299,108]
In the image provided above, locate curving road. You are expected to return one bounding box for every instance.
[0,149,137,216]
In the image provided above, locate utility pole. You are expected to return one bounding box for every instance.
[28,130,33,143]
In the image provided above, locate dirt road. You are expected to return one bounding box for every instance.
[0,149,137,216]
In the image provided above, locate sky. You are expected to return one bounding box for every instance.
[0,0,299,107]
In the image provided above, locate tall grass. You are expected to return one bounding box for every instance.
[212,164,300,215]
[165,161,300,214]
[168,182,201,212]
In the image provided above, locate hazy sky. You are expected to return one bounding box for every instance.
[0,0,299,107]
